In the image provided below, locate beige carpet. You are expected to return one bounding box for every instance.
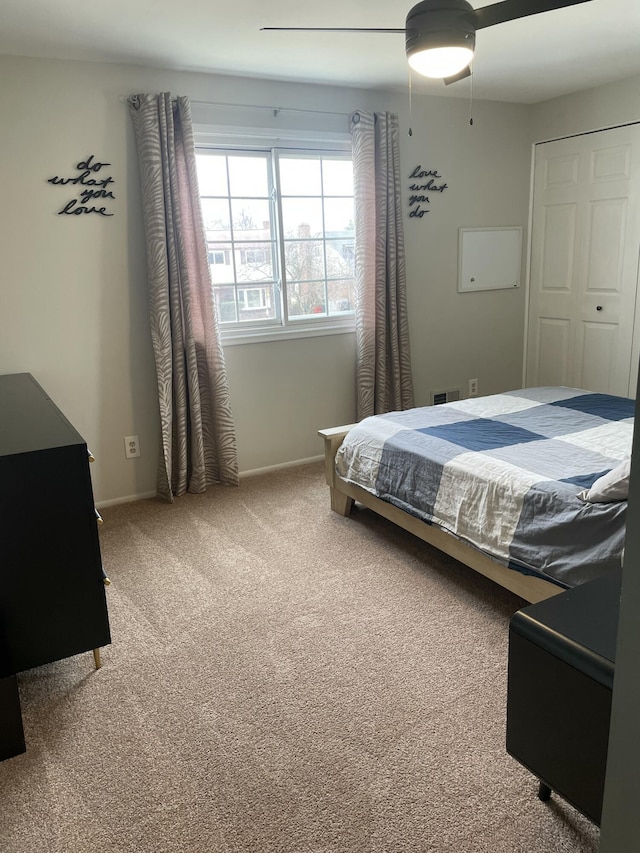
[0,463,599,852]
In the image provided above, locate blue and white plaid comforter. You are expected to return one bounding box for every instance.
[335,387,633,588]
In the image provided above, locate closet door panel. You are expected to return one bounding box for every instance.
[526,125,640,397]
[575,322,617,394]
[532,317,572,387]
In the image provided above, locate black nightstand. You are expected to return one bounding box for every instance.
[506,569,621,826]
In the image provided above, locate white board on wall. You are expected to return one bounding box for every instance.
[458,226,523,292]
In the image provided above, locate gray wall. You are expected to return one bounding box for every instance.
[0,54,531,503]
[530,72,640,141]
[399,96,531,405]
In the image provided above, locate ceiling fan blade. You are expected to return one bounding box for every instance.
[443,65,472,85]
[474,0,592,30]
[260,27,405,33]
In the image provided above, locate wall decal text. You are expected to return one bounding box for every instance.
[48,156,115,216]
[408,165,448,219]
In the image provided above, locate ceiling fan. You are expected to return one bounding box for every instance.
[262,0,593,85]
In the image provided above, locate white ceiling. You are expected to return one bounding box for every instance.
[2,0,640,104]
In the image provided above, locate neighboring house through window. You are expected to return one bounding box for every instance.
[207,249,229,265]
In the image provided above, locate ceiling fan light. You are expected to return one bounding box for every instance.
[408,45,473,78]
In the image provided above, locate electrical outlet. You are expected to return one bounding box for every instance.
[124,435,140,459]
[469,378,478,397]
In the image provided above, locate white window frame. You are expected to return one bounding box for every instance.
[195,125,356,345]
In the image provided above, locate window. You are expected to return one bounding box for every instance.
[196,146,355,340]
[208,249,229,265]
[239,247,270,266]
[239,287,269,311]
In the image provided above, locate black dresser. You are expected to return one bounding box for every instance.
[0,373,111,675]
[507,570,620,825]
[0,606,25,760]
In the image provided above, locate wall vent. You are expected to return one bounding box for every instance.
[431,388,461,406]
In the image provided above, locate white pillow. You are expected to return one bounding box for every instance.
[579,458,631,503]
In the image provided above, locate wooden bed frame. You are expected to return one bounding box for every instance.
[319,424,565,605]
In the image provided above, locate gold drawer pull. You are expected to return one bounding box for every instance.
[88,450,95,463]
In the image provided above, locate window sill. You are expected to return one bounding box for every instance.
[221,320,356,346]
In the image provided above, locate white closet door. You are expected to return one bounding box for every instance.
[526,125,640,398]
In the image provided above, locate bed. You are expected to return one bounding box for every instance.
[319,387,632,603]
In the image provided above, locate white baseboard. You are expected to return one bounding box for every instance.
[239,454,324,479]
[96,457,324,508]
[96,490,157,509]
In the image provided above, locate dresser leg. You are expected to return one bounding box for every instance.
[93,648,102,670]
[538,781,552,801]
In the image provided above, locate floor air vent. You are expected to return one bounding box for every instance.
[431,389,461,406]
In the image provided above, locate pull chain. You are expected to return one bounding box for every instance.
[469,64,474,127]
[408,67,413,137]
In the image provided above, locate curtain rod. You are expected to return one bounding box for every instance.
[190,99,350,119]
[119,94,350,119]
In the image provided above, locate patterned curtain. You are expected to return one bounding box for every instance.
[128,93,239,501]
[350,111,414,420]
